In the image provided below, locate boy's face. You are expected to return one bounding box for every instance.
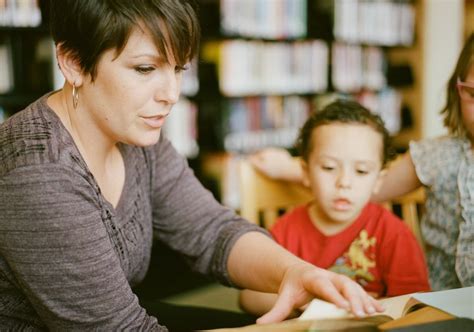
[302,123,385,229]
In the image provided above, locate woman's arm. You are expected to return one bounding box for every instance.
[371,152,422,203]
[227,232,383,324]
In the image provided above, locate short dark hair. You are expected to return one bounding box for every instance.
[442,32,474,138]
[50,0,200,80]
[297,100,396,167]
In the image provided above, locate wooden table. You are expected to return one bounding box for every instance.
[208,306,455,331]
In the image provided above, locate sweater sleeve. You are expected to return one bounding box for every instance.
[0,164,164,331]
[150,137,268,287]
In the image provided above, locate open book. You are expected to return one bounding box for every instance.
[299,286,474,321]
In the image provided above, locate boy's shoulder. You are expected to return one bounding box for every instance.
[272,204,310,229]
[363,202,417,241]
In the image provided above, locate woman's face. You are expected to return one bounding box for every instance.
[79,26,184,147]
[460,65,474,141]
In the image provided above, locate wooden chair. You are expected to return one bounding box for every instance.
[381,188,426,249]
[239,159,426,249]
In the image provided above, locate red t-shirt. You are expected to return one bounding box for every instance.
[271,203,430,297]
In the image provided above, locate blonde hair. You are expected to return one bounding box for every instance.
[441,33,474,138]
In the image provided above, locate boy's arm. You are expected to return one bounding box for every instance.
[371,153,422,203]
[239,290,302,318]
[239,290,279,317]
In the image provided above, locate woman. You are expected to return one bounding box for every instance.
[0,1,381,330]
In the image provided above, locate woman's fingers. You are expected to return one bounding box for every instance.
[335,274,384,316]
[256,265,385,325]
[256,289,294,324]
[306,272,384,317]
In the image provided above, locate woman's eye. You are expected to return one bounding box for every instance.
[135,66,155,74]
[175,65,188,73]
[356,169,369,175]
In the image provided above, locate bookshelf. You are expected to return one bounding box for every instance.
[197,0,421,205]
[466,0,474,38]
[0,0,53,121]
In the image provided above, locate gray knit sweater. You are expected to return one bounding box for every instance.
[0,94,264,331]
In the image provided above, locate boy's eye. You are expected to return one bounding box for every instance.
[322,165,335,171]
[135,66,155,74]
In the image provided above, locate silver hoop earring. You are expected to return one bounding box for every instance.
[72,83,79,109]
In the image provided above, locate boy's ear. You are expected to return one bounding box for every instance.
[372,169,387,195]
[56,43,84,87]
[300,159,311,188]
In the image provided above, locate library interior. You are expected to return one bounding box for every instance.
[0,0,473,331]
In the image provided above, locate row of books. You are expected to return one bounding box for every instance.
[332,43,387,93]
[181,59,199,97]
[0,106,6,123]
[0,0,42,27]
[219,40,328,96]
[220,0,307,39]
[218,0,415,46]
[219,39,390,96]
[314,89,403,134]
[163,97,199,158]
[221,88,402,154]
[223,95,310,153]
[334,0,415,46]
[0,43,13,94]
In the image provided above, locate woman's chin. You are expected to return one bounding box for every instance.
[127,130,162,147]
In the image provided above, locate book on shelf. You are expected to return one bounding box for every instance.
[299,286,474,322]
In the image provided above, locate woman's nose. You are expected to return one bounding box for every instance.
[156,69,180,105]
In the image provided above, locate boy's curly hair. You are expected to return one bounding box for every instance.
[296,99,396,167]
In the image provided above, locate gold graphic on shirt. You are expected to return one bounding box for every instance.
[329,230,376,283]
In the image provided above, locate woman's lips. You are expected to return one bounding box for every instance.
[141,114,168,128]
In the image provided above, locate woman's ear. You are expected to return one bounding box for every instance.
[300,159,311,188]
[372,169,387,195]
[55,43,84,87]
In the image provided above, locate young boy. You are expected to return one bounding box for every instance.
[240,100,430,317]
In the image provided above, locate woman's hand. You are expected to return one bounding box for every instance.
[256,262,384,324]
[249,148,303,183]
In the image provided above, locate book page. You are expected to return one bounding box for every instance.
[299,294,415,321]
[378,294,414,319]
[411,286,474,319]
[298,287,473,322]
[298,298,353,320]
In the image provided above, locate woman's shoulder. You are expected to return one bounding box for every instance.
[0,95,73,177]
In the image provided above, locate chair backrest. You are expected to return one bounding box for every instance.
[239,159,312,229]
[239,159,426,249]
[382,187,426,249]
